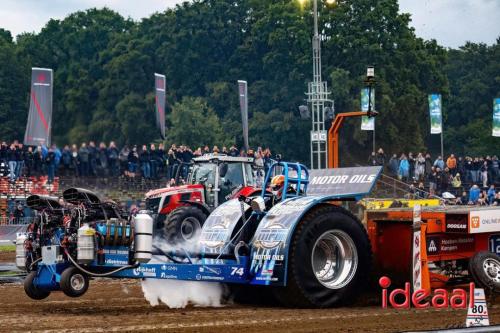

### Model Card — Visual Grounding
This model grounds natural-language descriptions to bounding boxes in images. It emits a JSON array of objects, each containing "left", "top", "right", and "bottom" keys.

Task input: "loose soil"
[{"left": 0, "top": 279, "right": 498, "bottom": 332}]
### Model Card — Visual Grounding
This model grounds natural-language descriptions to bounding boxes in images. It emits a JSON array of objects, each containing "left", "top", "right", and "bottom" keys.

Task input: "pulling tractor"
[
  {"left": 17, "top": 161, "right": 383, "bottom": 307},
  {"left": 145, "top": 154, "right": 263, "bottom": 243}
]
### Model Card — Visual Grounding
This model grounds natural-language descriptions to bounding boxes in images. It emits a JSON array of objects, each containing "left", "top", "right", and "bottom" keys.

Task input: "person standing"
[
  {"left": 480, "top": 161, "right": 489, "bottom": 188},
  {"left": 368, "top": 152, "right": 378, "bottom": 166},
  {"left": 150, "top": 144, "right": 158, "bottom": 179},
  {"left": 98, "top": 142, "right": 109, "bottom": 177},
  {"left": 61, "top": 145, "right": 72, "bottom": 176},
  {"left": 139, "top": 145, "right": 151, "bottom": 179},
  {"left": 472, "top": 157, "right": 481, "bottom": 184},
  {"left": 446, "top": 154, "right": 457, "bottom": 176},
  {"left": 408, "top": 152, "right": 416, "bottom": 181},
  {"left": 107, "top": 141, "right": 119, "bottom": 177},
  {"left": 71, "top": 144, "right": 79, "bottom": 176},
  {"left": 46, "top": 147, "right": 56, "bottom": 184},
  {"left": 128, "top": 146, "right": 139, "bottom": 178},
  {"left": 424, "top": 153, "right": 433, "bottom": 178},
  {"left": 25, "top": 146, "right": 34, "bottom": 177},
  {"left": 166, "top": 149, "right": 177, "bottom": 181},
  {"left": 414, "top": 153, "right": 426, "bottom": 181},
  {"left": 388, "top": 154, "right": 399, "bottom": 177},
  {"left": 15, "top": 144, "right": 25, "bottom": 179},
  {"left": 78, "top": 143, "right": 90, "bottom": 177},
  {"left": 88, "top": 141, "right": 97, "bottom": 176},
  {"left": 7, "top": 144, "right": 17, "bottom": 181},
  {"left": 398, "top": 154, "right": 410, "bottom": 182},
  {"left": 433, "top": 156, "right": 445, "bottom": 170},
  {"left": 376, "top": 148, "right": 386, "bottom": 167},
  {"left": 427, "top": 167, "right": 437, "bottom": 197}
]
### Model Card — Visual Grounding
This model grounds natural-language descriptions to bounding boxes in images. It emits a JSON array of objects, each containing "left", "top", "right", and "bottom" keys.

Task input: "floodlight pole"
[{"left": 307, "top": 0, "right": 333, "bottom": 170}]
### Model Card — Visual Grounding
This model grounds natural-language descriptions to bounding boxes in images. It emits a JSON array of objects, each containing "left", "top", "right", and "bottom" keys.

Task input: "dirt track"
[{"left": 0, "top": 279, "right": 499, "bottom": 333}]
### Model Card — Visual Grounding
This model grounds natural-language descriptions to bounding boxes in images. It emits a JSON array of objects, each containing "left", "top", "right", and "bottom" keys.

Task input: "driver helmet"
[{"left": 271, "top": 175, "right": 285, "bottom": 198}]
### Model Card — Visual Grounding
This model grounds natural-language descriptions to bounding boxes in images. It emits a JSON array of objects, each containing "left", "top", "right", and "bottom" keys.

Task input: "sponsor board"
[
  {"left": 469, "top": 209, "right": 500, "bottom": 234},
  {"left": 426, "top": 235, "right": 475, "bottom": 256},
  {"left": 307, "top": 166, "right": 382, "bottom": 197}
]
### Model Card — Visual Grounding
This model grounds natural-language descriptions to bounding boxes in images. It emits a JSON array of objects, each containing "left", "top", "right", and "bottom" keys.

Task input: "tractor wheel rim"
[
  {"left": 181, "top": 217, "right": 201, "bottom": 241},
  {"left": 311, "top": 230, "right": 358, "bottom": 289},
  {"left": 483, "top": 258, "right": 500, "bottom": 283},
  {"left": 70, "top": 273, "right": 85, "bottom": 291}
]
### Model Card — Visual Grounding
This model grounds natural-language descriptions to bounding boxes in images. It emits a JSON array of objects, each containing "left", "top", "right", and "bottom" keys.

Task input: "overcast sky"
[{"left": 0, "top": 0, "right": 498, "bottom": 48}]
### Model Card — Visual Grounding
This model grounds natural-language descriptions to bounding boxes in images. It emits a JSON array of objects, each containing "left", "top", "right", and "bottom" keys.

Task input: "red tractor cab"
[{"left": 145, "top": 154, "right": 261, "bottom": 243}]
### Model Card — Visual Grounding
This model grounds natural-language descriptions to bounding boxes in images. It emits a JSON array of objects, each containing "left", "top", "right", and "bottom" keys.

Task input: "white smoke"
[
  {"left": 140, "top": 234, "right": 226, "bottom": 308},
  {"left": 141, "top": 279, "right": 224, "bottom": 308}
]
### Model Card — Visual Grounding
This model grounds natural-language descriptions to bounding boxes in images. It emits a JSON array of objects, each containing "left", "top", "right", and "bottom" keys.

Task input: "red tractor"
[{"left": 145, "top": 154, "right": 262, "bottom": 242}]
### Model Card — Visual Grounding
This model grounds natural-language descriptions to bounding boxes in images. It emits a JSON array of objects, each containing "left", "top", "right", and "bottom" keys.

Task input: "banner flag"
[
  {"left": 155, "top": 73, "right": 166, "bottom": 139},
  {"left": 493, "top": 98, "right": 500, "bottom": 137},
  {"left": 428, "top": 94, "right": 442, "bottom": 134},
  {"left": 24, "top": 68, "right": 53, "bottom": 146},
  {"left": 361, "top": 87, "right": 375, "bottom": 131},
  {"left": 238, "top": 80, "right": 249, "bottom": 150}
]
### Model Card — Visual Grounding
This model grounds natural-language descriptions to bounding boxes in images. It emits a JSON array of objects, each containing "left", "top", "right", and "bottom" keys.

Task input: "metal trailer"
[
  {"left": 367, "top": 205, "right": 500, "bottom": 292},
  {"left": 20, "top": 161, "right": 383, "bottom": 308}
]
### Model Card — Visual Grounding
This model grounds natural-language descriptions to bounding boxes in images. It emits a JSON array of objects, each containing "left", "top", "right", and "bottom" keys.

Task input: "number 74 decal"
[{"left": 231, "top": 267, "right": 245, "bottom": 276}]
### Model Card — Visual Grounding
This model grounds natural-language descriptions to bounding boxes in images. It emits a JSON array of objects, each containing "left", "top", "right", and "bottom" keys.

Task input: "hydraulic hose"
[
  {"left": 29, "top": 257, "right": 42, "bottom": 271},
  {"left": 64, "top": 249, "right": 138, "bottom": 277}
]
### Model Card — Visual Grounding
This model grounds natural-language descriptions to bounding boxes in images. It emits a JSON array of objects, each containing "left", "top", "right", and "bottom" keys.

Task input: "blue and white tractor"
[{"left": 17, "top": 161, "right": 381, "bottom": 307}]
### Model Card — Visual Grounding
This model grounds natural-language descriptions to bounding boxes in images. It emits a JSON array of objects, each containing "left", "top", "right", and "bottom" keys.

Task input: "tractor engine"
[{"left": 16, "top": 188, "right": 153, "bottom": 273}]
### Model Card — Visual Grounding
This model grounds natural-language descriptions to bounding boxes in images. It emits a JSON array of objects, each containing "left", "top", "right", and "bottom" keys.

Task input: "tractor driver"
[{"left": 270, "top": 175, "right": 286, "bottom": 205}]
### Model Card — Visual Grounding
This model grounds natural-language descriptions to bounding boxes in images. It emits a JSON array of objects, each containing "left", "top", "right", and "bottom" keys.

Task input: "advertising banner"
[
  {"left": 24, "top": 68, "right": 53, "bottom": 146},
  {"left": 361, "top": 87, "right": 375, "bottom": 131},
  {"left": 469, "top": 209, "right": 500, "bottom": 234},
  {"left": 493, "top": 98, "right": 500, "bottom": 137},
  {"left": 428, "top": 94, "right": 442, "bottom": 134},
  {"left": 154, "top": 73, "right": 166, "bottom": 139},
  {"left": 238, "top": 80, "right": 249, "bottom": 150}
]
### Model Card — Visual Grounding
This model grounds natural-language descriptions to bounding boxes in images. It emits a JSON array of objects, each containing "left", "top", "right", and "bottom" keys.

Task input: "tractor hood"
[{"left": 145, "top": 184, "right": 204, "bottom": 199}]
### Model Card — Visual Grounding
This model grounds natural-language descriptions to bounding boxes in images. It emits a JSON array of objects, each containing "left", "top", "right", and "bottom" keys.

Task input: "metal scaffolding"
[{"left": 306, "top": 0, "right": 333, "bottom": 170}]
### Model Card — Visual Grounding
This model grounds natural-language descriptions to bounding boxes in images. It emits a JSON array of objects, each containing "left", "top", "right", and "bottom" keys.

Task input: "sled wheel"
[
  {"left": 60, "top": 267, "right": 89, "bottom": 297},
  {"left": 24, "top": 271, "right": 51, "bottom": 300},
  {"left": 273, "top": 205, "right": 372, "bottom": 308},
  {"left": 469, "top": 251, "right": 500, "bottom": 293},
  {"left": 164, "top": 206, "right": 207, "bottom": 243}
]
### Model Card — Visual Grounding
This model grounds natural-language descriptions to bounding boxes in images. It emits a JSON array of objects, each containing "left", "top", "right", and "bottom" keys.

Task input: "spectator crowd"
[
  {"left": 368, "top": 148, "right": 500, "bottom": 206},
  {"left": 0, "top": 139, "right": 498, "bottom": 207},
  {"left": 0, "top": 140, "right": 273, "bottom": 184}
]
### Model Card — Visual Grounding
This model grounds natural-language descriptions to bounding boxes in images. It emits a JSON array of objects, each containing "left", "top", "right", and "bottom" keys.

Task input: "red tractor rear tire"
[{"left": 164, "top": 206, "right": 207, "bottom": 243}]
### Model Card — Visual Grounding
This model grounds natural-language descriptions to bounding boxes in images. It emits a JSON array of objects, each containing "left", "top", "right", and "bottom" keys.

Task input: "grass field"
[{"left": 0, "top": 245, "right": 15, "bottom": 252}]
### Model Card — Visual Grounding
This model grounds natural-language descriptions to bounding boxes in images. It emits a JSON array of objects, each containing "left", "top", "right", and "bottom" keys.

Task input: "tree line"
[{"left": 0, "top": 0, "right": 498, "bottom": 165}]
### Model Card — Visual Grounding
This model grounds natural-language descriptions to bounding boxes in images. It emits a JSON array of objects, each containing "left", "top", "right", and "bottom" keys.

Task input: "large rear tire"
[
  {"left": 24, "top": 271, "right": 51, "bottom": 300},
  {"left": 164, "top": 206, "right": 207, "bottom": 244},
  {"left": 273, "top": 205, "right": 372, "bottom": 308}
]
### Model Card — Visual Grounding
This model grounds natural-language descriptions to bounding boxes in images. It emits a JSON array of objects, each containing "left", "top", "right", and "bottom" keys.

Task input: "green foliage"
[
  {"left": 166, "top": 96, "right": 225, "bottom": 148},
  {"left": 0, "top": 2, "right": 498, "bottom": 166}
]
